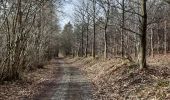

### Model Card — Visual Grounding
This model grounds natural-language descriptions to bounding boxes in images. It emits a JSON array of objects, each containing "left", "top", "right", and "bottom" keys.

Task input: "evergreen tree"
[{"left": 61, "top": 22, "right": 74, "bottom": 56}]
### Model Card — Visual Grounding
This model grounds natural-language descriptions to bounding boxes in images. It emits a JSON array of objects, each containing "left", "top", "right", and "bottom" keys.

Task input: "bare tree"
[
  {"left": 0, "top": 0, "right": 61, "bottom": 81},
  {"left": 138, "top": 0, "right": 147, "bottom": 69},
  {"left": 92, "top": 0, "right": 96, "bottom": 58}
]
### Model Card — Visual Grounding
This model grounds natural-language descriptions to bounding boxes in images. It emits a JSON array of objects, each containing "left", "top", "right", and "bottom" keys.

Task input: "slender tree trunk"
[
  {"left": 151, "top": 28, "right": 154, "bottom": 58},
  {"left": 164, "top": 20, "right": 167, "bottom": 55},
  {"left": 139, "top": 0, "right": 147, "bottom": 69},
  {"left": 134, "top": 24, "right": 138, "bottom": 57},
  {"left": 113, "top": 33, "right": 117, "bottom": 56},
  {"left": 121, "top": 0, "right": 125, "bottom": 57},
  {"left": 14, "top": 0, "right": 22, "bottom": 80},
  {"left": 103, "top": 1, "right": 110, "bottom": 59},
  {"left": 85, "top": 23, "right": 89, "bottom": 57},
  {"left": 85, "top": 12, "right": 90, "bottom": 57},
  {"left": 104, "top": 27, "right": 108, "bottom": 59},
  {"left": 81, "top": 26, "right": 84, "bottom": 57},
  {"left": 135, "top": 0, "right": 140, "bottom": 58},
  {"left": 125, "top": 31, "right": 129, "bottom": 55},
  {"left": 92, "top": 0, "right": 96, "bottom": 58},
  {"left": 157, "top": 23, "right": 160, "bottom": 54},
  {"left": 104, "top": 14, "right": 109, "bottom": 58}
]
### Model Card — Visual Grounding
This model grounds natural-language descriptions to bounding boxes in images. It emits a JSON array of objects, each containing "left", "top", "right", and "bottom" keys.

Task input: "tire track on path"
[
  {"left": 51, "top": 59, "right": 94, "bottom": 100},
  {"left": 32, "top": 58, "right": 94, "bottom": 100}
]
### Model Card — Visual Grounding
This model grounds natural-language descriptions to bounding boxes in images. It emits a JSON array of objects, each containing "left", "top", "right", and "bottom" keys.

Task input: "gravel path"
[{"left": 34, "top": 58, "right": 94, "bottom": 100}]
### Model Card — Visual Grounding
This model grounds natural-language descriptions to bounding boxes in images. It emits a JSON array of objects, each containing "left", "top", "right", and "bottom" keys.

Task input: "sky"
[{"left": 59, "top": 0, "right": 77, "bottom": 29}]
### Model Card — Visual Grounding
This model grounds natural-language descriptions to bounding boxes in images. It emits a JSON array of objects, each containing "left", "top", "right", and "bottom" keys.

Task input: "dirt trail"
[{"left": 34, "top": 58, "right": 94, "bottom": 100}]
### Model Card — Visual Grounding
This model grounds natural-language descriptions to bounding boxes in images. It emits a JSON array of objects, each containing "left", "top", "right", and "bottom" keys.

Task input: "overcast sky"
[{"left": 59, "top": 0, "right": 77, "bottom": 29}]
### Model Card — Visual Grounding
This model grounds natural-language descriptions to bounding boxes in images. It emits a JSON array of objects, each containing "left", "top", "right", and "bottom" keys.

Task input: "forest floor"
[
  {"left": 67, "top": 54, "right": 170, "bottom": 100},
  {"left": 0, "top": 58, "right": 95, "bottom": 100},
  {"left": 0, "top": 58, "right": 61, "bottom": 100},
  {"left": 0, "top": 55, "right": 170, "bottom": 100}
]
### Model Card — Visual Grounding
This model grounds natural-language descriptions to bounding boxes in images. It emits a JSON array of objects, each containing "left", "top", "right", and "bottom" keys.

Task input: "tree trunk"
[
  {"left": 104, "top": 28, "right": 108, "bottom": 59},
  {"left": 139, "top": 0, "right": 147, "bottom": 69},
  {"left": 81, "top": 26, "right": 84, "bottom": 57},
  {"left": 92, "top": 0, "right": 96, "bottom": 58},
  {"left": 85, "top": 15, "right": 89, "bottom": 57},
  {"left": 164, "top": 20, "right": 167, "bottom": 55},
  {"left": 85, "top": 25, "right": 89, "bottom": 57},
  {"left": 121, "top": 0, "right": 125, "bottom": 57},
  {"left": 104, "top": 7, "right": 109, "bottom": 59},
  {"left": 157, "top": 23, "right": 160, "bottom": 54},
  {"left": 134, "top": 24, "right": 138, "bottom": 57},
  {"left": 151, "top": 28, "right": 154, "bottom": 58}
]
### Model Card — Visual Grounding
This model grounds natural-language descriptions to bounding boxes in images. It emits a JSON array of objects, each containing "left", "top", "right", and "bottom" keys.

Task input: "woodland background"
[{"left": 0, "top": 0, "right": 170, "bottom": 99}]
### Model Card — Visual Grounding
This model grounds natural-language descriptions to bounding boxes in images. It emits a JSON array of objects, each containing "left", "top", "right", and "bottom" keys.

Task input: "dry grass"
[{"left": 69, "top": 55, "right": 170, "bottom": 100}]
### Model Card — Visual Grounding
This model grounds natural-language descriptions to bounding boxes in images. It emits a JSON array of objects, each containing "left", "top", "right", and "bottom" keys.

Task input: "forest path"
[{"left": 34, "top": 58, "right": 94, "bottom": 100}]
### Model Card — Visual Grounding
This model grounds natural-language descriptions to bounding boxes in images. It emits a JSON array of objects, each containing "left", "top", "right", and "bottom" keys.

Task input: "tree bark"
[
  {"left": 157, "top": 23, "right": 160, "bottom": 54},
  {"left": 151, "top": 28, "right": 154, "bottom": 58},
  {"left": 104, "top": 27, "right": 108, "bottom": 59},
  {"left": 92, "top": 0, "right": 96, "bottom": 58},
  {"left": 164, "top": 20, "right": 167, "bottom": 55},
  {"left": 104, "top": 2, "right": 110, "bottom": 59},
  {"left": 121, "top": 0, "right": 125, "bottom": 57},
  {"left": 81, "top": 26, "right": 84, "bottom": 57},
  {"left": 85, "top": 22, "right": 89, "bottom": 57},
  {"left": 139, "top": 0, "right": 147, "bottom": 69}
]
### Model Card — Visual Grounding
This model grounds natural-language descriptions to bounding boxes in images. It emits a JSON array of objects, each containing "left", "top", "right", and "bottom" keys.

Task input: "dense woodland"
[
  {"left": 0, "top": 0, "right": 170, "bottom": 99},
  {"left": 0, "top": 0, "right": 60, "bottom": 81},
  {"left": 0, "top": 0, "right": 170, "bottom": 82},
  {"left": 61, "top": 0, "right": 170, "bottom": 68}
]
